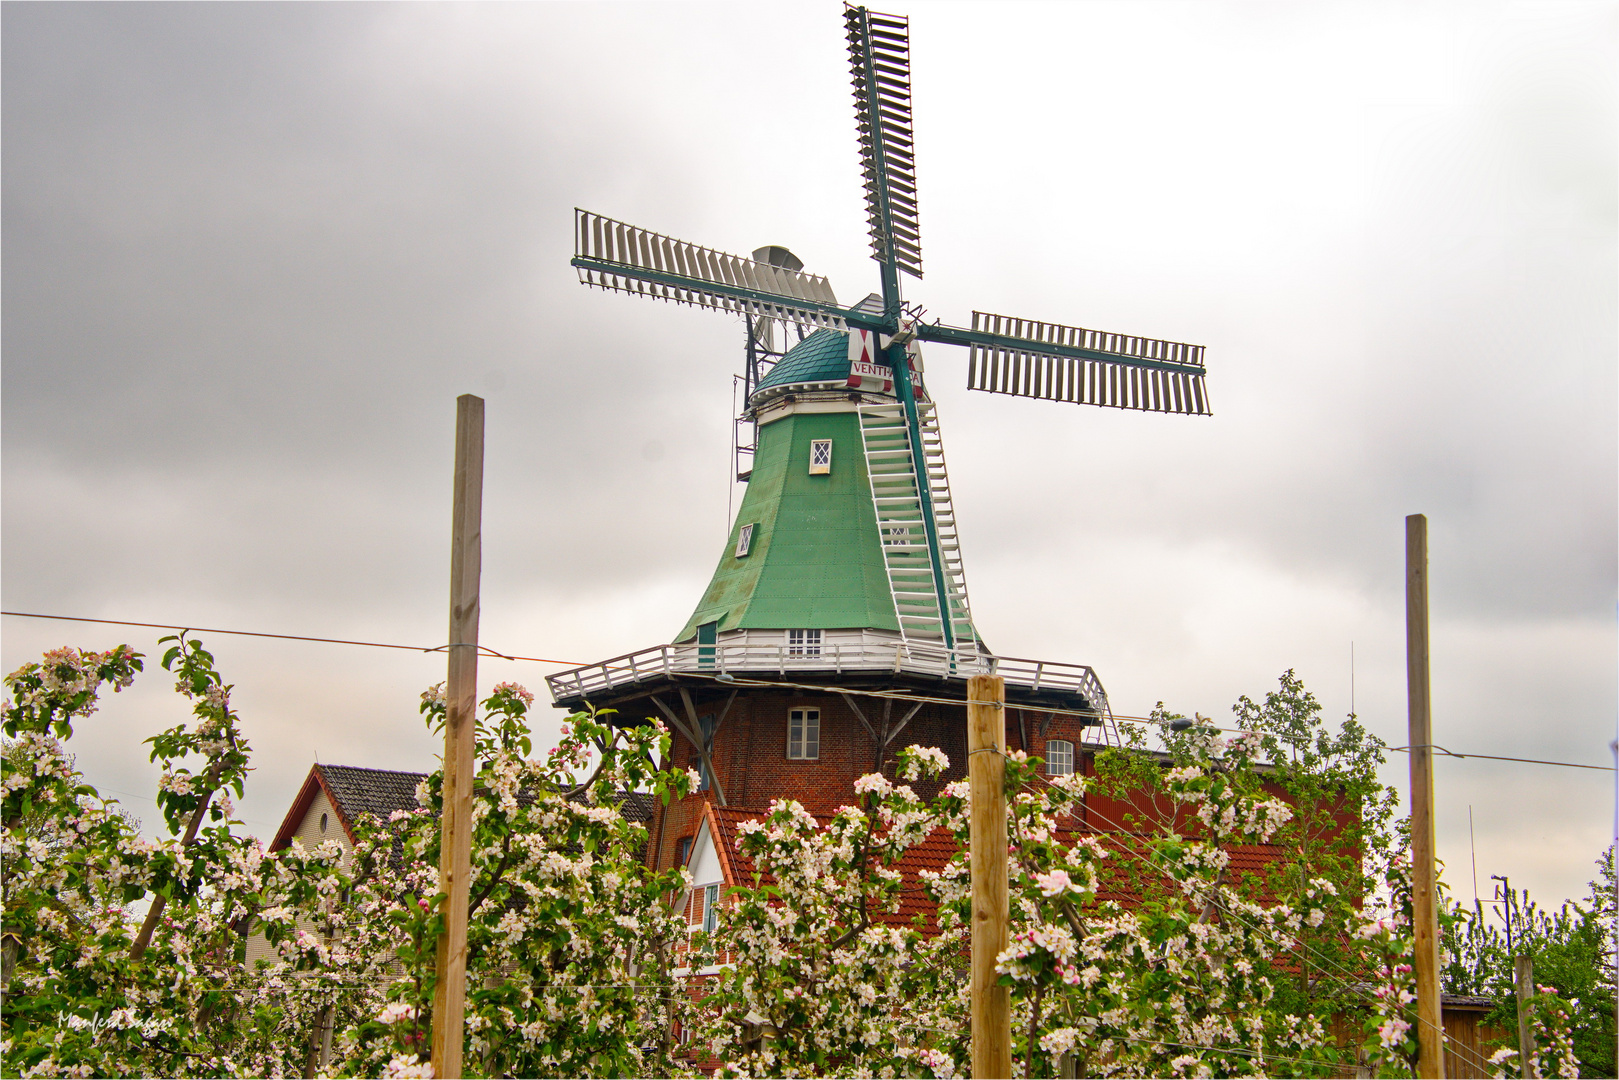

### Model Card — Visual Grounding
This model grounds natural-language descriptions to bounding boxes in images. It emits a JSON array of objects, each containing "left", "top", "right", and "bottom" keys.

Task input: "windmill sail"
[
  {"left": 960, "top": 310, "right": 1211, "bottom": 416},
  {"left": 846, "top": 6, "right": 922, "bottom": 281},
  {"left": 572, "top": 210, "right": 845, "bottom": 331}
]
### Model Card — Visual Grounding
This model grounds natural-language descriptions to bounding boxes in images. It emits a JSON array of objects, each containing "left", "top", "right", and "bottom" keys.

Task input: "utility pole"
[
  {"left": 1406, "top": 513, "right": 1446, "bottom": 1078},
  {"left": 432, "top": 394, "right": 483, "bottom": 1080},
  {"left": 968, "top": 673, "right": 1011, "bottom": 1079}
]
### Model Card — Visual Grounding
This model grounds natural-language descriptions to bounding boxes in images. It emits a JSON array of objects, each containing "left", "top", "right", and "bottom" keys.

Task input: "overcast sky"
[{"left": 3, "top": 1, "right": 1614, "bottom": 908}]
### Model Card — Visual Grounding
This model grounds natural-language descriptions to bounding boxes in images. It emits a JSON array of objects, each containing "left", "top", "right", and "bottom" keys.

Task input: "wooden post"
[
  {"left": 969, "top": 674, "right": 1012, "bottom": 1079},
  {"left": 432, "top": 394, "right": 483, "bottom": 1080},
  {"left": 1514, "top": 953, "right": 1536, "bottom": 1071},
  {"left": 1406, "top": 514, "right": 1446, "bottom": 1078}
]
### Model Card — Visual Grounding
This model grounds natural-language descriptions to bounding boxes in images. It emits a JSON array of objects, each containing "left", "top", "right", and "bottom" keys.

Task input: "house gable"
[{"left": 687, "top": 814, "right": 727, "bottom": 889}]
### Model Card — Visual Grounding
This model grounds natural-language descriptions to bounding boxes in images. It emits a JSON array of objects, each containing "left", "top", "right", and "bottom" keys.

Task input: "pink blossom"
[{"left": 1034, "top": 869, "right": 1078, "bottom": 897}]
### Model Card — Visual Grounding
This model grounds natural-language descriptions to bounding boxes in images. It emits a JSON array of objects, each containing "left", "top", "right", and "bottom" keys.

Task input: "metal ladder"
[{"left": 857, "top": 402, "right": 977, "bottom": 651}]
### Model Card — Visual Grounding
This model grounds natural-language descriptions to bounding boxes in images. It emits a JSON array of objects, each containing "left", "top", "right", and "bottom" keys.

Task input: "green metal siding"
[{"left": 677, "top": 409, "right": 900, "bottom": 641}]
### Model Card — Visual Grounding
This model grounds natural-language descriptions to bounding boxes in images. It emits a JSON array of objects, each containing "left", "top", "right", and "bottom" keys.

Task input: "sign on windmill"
[{"left": 570, "top": 6, "right": 1210, "bottom": 654}]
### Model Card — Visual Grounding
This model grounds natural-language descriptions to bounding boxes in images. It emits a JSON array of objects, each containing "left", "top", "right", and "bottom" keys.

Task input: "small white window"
[
  {"left": 735, "top": 523, "right": 755, "bottom": 558},
  {"left": 1046, "top": 739, "right": 1074, "bottom": 776},
  {"left": 788, "top": 708, "right": 820, "bottom": 760},
  {"left": 787, "top": 629, "right": 822, "bottom": 657},
  {"left": 809, "top": 439, "right": 832, "bottom": 474},
  {"left": 702, "top": 883, "right": 720, "bottom": 933}
]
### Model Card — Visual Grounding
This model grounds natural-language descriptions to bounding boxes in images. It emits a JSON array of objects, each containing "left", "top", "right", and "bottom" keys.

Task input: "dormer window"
[
  {"left": 735, "top": 523, "right": 755, "bottom": 558},
  {"left": 787, "top": 629, "right": 822, "bottom": 657},
  {"left": 809, "top": 439, "right": 832, "bottom": 475}
]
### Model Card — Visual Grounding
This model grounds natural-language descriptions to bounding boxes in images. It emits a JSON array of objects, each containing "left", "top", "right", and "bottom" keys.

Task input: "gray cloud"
[{"left": 4, "top": 1, "right": 1612, "bottom": 906}]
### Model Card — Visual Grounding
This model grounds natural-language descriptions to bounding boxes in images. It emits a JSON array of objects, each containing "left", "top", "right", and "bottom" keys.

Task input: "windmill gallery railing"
[{"left": 544, "top": 630, "right": 1112, "bottom": 729}]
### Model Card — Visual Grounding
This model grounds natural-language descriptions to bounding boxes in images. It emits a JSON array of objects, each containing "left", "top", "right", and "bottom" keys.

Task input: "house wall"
[{"left": 245, "top": 788, "right": 349, "bottom": 968}]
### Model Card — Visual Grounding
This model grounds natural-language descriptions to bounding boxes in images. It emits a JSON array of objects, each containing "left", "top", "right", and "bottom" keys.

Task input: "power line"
[
  {"left": 0, "top": 610, "right": 582, "bottom": 667},
  {"left": 8, "top": 610, "right": 1611, "bottom": 772},
  {"left": 691, "top": 671, "right": 1616, "bottom": 773},
  {"left": 1388, "top": 745, "right": 1613, "bottom": 772}
]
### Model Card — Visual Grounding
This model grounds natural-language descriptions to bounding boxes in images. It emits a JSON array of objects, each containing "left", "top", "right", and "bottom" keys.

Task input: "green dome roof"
[{"left": 755, "top": 329, "right": 851, "bottom": 395}]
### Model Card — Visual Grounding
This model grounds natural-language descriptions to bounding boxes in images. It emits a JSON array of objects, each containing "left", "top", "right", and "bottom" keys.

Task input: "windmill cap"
[
  {"left": 751, "top": 328, "right": 853, "bottom": 405},
  {"left": 752, "top": 245, "right": 804, "bottom": 272}
]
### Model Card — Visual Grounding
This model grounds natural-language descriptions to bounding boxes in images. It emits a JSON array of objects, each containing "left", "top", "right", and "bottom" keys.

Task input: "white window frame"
[
  {"left": 786, "top": 628, "right": 822, "bottom": 657},
  {"left": 787, "top": 708, "right": 821, "bottom": 760},
  {"left": 702, "top": 883, "right": 720, "bottom": 933},
  {"left": 735, "top": 523, "right": 755, "bottom": 558},
  {"left": 1045, "top": 739, "right": 1075, "bottom": 776},
  {"left": 809, "top": 439, "right": 833, "bottom": 474},
  {"left": 883, "top": 525, "right": 909, "bottom": 547}
]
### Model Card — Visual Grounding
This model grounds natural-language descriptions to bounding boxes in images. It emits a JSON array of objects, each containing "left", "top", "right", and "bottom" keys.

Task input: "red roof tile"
[{"left": 704, "top": 803, "right": 1287, "bottom": 930}]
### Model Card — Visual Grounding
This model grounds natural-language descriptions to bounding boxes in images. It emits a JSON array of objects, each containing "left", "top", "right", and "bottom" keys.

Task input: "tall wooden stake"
[
  {"left": 1406, "top": 514, "right": 1446, "bottom": 1078},
  {"left": 1514, "top": 953, "right": 1537, "bottom": 1069},
  {"left": 969, "top": 674, "right": 1012, "bottom": 1080},
  {"left": 432, "top": 394, "right": 483, "bottom": 1080}
]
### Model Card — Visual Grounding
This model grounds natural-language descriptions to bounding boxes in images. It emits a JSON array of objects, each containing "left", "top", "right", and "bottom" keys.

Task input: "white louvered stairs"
[{"left": 857, "top": 403, "right": 977, "bottom": 652}]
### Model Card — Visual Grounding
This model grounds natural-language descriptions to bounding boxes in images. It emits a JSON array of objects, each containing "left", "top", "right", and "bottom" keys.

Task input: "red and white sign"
[
  {"left": 848, "top": 328, "right": 876, "bottom": 367},
  {"left": 846, "top": 327, "right": 921, "bottom": 395},
  {"left": 847, "top": 358, "right": 894, "bottom": 393}
]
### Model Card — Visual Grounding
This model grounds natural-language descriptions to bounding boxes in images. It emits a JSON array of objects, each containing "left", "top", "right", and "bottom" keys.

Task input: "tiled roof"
[
  {"left": 619, "top": 788, "right": 657, "bottom": 825},
  {"left": 271, "top": 762, "right": 660, "bottom": 854},
  {"left": 318, "top": 765, "right": 425, "bottom": 828},
  {"left": 706, "top": 804, "right": 1288, "bottom": 929},
  {"left": 754, "top": 328, "right": 851, "bottom": 393}
]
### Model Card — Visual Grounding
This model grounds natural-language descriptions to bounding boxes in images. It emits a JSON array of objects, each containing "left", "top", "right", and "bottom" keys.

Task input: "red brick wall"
[{"left": 641, "top": 691, "right": 1121, "bottom": 873}]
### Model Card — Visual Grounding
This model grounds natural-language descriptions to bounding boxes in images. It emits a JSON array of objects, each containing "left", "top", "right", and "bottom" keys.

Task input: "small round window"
[{"left": 320, "top": 812, "right": 328, "bottom": 833}]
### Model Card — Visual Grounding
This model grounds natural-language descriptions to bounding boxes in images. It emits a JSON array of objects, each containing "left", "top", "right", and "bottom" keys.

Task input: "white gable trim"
[{"left": 687, "top": 817, "right": 725, "bottom": 889}]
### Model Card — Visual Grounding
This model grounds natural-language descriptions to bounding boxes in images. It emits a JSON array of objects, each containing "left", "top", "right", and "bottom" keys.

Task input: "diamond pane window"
[
  {"left": 787, "top": 629, "right": 822, "bottom": 657},
  {"left": 788, "top": 708, "right": 820, "bottom": 760},
  {"left": 809, "top": 439, "right": 832, "bottom": 474},
  {"left": 735, "top": 523, "right": 755, "bottom": 558},
  {"left": 1046, "top": 739, "right": 1074, "bottom": 776}
]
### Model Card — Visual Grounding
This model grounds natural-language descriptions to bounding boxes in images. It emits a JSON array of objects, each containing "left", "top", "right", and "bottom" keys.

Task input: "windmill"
[{"left": 552, "top": 5, "right": 1209, "bottom": 775}]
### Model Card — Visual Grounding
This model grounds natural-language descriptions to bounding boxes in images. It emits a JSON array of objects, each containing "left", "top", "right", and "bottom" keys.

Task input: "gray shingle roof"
[
  {"left": 316, "top": 763, "right": 656, "bottom": 831},
  {"left": 618, "top": 788, "right": 656, "bottom": 825},
  {"left": 318, "top": 765, "right": 425, "bottom": 827}
]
